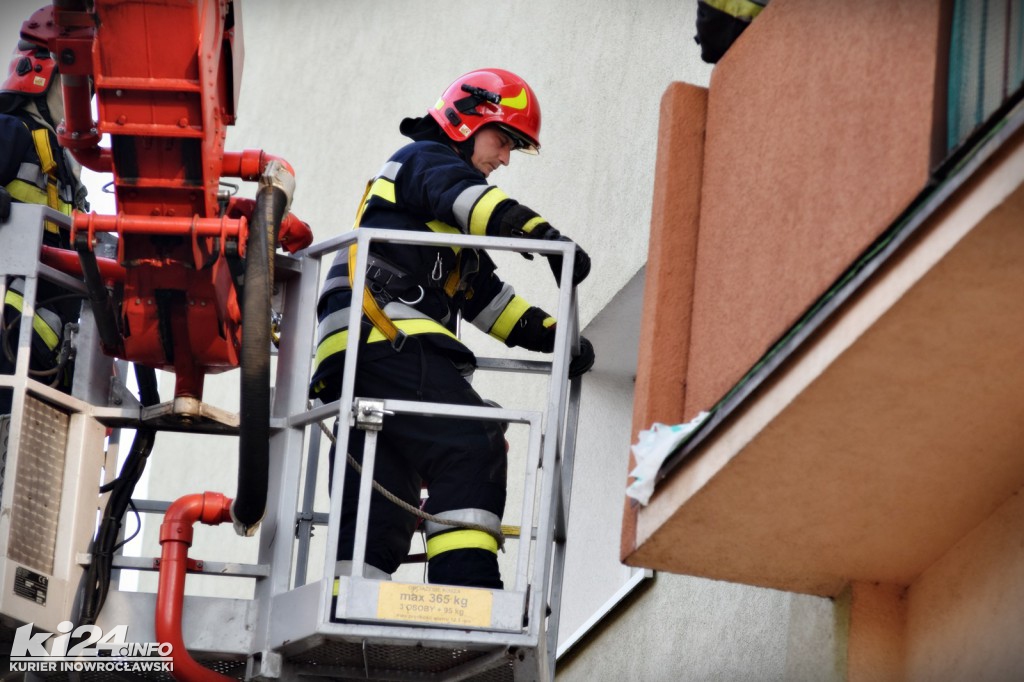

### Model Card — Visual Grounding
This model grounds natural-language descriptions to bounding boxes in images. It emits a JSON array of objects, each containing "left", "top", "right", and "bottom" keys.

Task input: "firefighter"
[
  {"left": 694, "top": 0, "right": 771, "bottom": 64},
  {"left": 0, "top": 40, "right": 89, "bottom": 413},
  {"left": 310, "top": 68, "right": 595, "bottom": 588}
]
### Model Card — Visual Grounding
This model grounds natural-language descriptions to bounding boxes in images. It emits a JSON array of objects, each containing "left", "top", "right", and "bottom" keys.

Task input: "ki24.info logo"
[{"left": 9, "top": 621, "right": 174, "bottom": 674}]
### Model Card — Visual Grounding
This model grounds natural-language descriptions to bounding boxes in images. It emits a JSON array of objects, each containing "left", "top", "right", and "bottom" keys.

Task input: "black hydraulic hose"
[
  {"left": 52, "top": 0, "right": 91, "bottom": 11},
  {"left": 73, "top": 363, "right": 160, "bottom": 626},
  {"left": 75, "top": 240, "right": 122, "bottom": 354},
  {"left": 231, "top": 184, "right": 285, "bottom": 533}
]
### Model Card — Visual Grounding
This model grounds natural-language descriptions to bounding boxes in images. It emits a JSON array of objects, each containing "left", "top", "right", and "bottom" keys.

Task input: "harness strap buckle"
[
  {"left": 367, "top": 280, "right": 393, "bottom": 304},
  {"left": 391, "top": 329, "right": 408, "bottom": 352}
]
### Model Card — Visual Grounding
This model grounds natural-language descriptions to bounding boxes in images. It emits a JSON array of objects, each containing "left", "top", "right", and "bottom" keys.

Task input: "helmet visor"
[{"left": 497, "top": 124, "right": 539, "bottom": 155}]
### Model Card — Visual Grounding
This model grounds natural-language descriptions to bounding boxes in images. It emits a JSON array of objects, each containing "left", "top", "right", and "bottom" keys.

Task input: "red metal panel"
[{"left": 19, "top": 1, "right": 304, "bottom": 400}]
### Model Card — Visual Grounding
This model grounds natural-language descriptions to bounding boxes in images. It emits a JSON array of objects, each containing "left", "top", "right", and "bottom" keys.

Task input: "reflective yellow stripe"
[
  {"left": 6, "top": 181, "right": 71, "bottom": 234},
  {"left": 426, "top": 529, "right": 499, "bottom": 559},
  {"left": 6, "top": 179, "right": 48, "bottom": 205},
  {"left": 3, "top": 289, "right": 60, "bottom": 350},
  {"left": 314, "top": 318, "right": 460, "bottom": 368},
  {"left": 368, "top": 177, "right": 396, "bottom": 203},
  {"left": 468, "top": 187, "right": 509, "bottom": 236},
  {"left": 521, "top": 216, "right": 547, "bottom": 235},
  {"left": 704, "top": 0, "right": 766, "bottom": 20},
  {"left": 542, "top": 316, "right": 555, "bottom": 328},
  {"left": 488, "top": 295, "right": 530, "bottom": 341}
]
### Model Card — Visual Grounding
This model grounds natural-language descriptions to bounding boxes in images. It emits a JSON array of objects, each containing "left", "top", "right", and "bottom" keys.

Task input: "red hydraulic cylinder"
[
  {"left": 222, "top": 150, "right": 295, "bottom": 180},
  {"left": 156, "top": 493, "right": 235, "bottom": 682},
  {"left": 40, "top": 245, "right": 125, "bottom": 283}
]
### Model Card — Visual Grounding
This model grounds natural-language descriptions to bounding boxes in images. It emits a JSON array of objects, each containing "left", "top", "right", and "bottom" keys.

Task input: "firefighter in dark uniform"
[
  {"left": 310, "top": 68, "right": 595, "bottom": 588},
  {"left": 694, "top": 0, "right": 771, "bottom": 64},
  {"left": 0, "top": 41, "right": 89, "bottom": 413}
]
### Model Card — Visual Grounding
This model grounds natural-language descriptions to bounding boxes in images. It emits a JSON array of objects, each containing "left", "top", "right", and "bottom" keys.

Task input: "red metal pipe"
[
  {"left": 72, "top": 213, "right": 246, "bottom": 239},
  {"left": 221, "top": 150, "right": 295, "bottom": 180},
  {"left": 19, "top": 6, "right": 106, "bottom": 165},
  {"left": 40, "top": 245, "right": 125, "bottom": 282},
  {"left": 67, "top": 145, "right": 113, "bottom": 174},
  {"left": 156, "top": 493, "right": 235, "bottom": 682}
]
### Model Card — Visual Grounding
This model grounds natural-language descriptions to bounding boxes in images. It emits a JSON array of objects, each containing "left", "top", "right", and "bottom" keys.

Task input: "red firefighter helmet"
[
  {"left": 1, "top": 40, "right": 57, "bottom": 97},
  {"left": 428, "top": 68, "right": 542, "bottom": 154}
]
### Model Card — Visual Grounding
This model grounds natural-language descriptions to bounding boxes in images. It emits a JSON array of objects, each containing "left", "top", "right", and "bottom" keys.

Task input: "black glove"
[
  {"left": 568, "top": 336, "right": 595, "bottom": 378},
  {"left": 544, "top": 235, "right": 591, "bottom": 287},
  {"left": 0, "top": 187, "right": 11, "bottom": 222}
]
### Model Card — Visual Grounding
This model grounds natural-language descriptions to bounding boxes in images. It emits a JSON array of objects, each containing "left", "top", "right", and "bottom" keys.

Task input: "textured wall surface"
[
  {"left": 683, "top": 0, "right": 942, "bottom": 417},
  {"left": 623, "top": 82, "right": 707, "bottom": 560},
  {"left": 558, "top": 572, "right": 841, "bottom": 682},
  {"left": 905, "top": 488, "right": 1024, "bottom": 681}
]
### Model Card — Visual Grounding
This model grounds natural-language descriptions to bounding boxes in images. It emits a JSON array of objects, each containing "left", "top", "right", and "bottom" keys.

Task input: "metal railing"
[
  {"left": 249, "top": 227, "right": 583, "bottom": 681},
  {"left": 0, "top": 207, "right": 582, "bottom": 681}
]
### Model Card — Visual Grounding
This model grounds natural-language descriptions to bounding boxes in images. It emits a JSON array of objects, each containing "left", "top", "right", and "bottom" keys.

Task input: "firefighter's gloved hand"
[
  {"left": 568, "top": 336, "right": 595, "bottom": 378},
  {"left": 544, "top": 236, "right": 591, "bottom": 287},
  {"left": 0, "top": 187, "right": 11, "bottom": 222}
]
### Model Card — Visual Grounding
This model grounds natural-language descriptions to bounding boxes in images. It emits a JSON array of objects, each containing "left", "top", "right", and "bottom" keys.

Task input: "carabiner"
[{"left": 431, "top": 253, "right": 444, "bottom": 283}]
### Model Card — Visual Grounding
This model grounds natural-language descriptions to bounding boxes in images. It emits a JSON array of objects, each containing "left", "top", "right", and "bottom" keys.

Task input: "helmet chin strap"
[
  {"left": 454, "top": 136, "right": 475, "bottom": 162},
  {"left": 44, "top": 78, "right": 64, "bottom": 129}
]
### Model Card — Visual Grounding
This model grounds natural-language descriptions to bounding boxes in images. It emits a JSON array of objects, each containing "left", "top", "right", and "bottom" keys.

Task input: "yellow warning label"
[{"left": 377, "top": 582, "right": 493, "bottom": 628}]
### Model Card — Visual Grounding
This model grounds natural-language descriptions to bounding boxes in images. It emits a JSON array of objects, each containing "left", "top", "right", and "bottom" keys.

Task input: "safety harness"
[
  {"left": 4, "top": 125, "right": 76, "bottom": 235},
  {"left": 337, "top": 185, "right": 509, "bottom": 556},
  {"left": 346, "top": 181, "right": 468, "bottom": 353}
]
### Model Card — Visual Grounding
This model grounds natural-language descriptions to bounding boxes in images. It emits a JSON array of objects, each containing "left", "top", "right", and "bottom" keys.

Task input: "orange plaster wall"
[
  {"left": 847, "top": 582, "right": 907, "bottom": 682},
  {"left": 842, "top": 488, "right": 1024, "bottom": 681},
  {"left": 683, "top": 0, "right": 943, "bottom": 416},
  {"left": 622, "top": 82, "right": 707, "bottom": 560},
  {"left": 903, "top": 487, "right": 1024, "bottom": 681}
]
